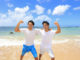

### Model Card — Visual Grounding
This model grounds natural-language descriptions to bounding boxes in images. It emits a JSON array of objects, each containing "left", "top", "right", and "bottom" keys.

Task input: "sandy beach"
[
  {"left": 0, "top": 0, "right": 80, "bottom": 59},
  {"left": 0, "top": 39, "right": 80, "bottom": 60}
]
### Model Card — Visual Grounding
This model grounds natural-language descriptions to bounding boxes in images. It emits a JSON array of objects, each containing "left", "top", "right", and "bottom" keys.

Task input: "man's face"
[
  {"left": 28, "top": 22, "right": 33, "bottom": 29},
  {"left": 43, "top": 23, "right": 49, "bottom": 29}
]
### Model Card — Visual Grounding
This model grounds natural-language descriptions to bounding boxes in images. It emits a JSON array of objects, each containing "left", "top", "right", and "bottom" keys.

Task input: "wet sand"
[{"left": 0, "top": 40, "right": 80, "bottom": 60}]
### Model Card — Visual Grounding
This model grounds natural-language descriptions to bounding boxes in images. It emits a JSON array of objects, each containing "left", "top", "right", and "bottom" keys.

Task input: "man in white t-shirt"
[
  {"left": 39, "top": 21, "right": 61, "bottom": 60},
  {"left": 15, "top": 20, "right": 38, "bottom": 60}
]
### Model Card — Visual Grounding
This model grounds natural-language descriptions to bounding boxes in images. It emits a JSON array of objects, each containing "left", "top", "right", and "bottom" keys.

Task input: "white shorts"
[{"left": 40, "top": 47, "right": 55, "bottom": 58}]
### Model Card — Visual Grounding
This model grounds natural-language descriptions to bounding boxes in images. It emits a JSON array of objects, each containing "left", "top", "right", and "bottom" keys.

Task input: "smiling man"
[
  {"left": 15, "top": 20, "right": 38, "bottom": 60},
  {"left": 39, "top": 21, "right": 61, "bottom": 60}
]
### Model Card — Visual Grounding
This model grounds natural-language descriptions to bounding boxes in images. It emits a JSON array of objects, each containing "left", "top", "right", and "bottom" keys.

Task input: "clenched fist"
[
  {"left": 54, "top": 21, "right": 59, "bottom": 25},
  {"left": 19, "top": 20, "right": 24, "bottom": 24}
]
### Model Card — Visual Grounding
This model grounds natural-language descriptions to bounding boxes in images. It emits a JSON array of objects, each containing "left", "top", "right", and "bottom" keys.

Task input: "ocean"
[
  {"left": 0, "top": 27, "right": 80, "bottom": 40},
  {"left": 0, "top": 27, "right": 80, "bottom": 60}
]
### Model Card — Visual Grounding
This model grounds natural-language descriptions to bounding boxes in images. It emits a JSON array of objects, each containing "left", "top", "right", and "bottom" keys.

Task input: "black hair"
[
  {"left": 28, "top": 20, "right": 35, "bottom": 25},
  {"left": 42, "top": 21, "right": 49, "bottom": 25}
]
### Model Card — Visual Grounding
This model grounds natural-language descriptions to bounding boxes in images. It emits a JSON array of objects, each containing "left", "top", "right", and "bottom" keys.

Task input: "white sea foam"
[
  {"left": 74, "top": 39, "right": 80, "bottom": 45},
  {"left": 0, "top": 39, "right": 23, "bottom": 46},
  {"left": 0, "top": 39, "right": 70, "bottom": 47}
]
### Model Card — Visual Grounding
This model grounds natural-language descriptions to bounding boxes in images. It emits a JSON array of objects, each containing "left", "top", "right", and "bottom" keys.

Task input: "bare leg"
[
  {"left": 20, "top": 55, "right": 24, "bottom": 60},
  {"left": 39, "top": 54, "right": 42, "bottom": 60},
  {"left": 35, "top": 57, "right": 38, "bottom": 60},
  {"left": 51, "top": 58, "right": 55, "bottom": 60}
]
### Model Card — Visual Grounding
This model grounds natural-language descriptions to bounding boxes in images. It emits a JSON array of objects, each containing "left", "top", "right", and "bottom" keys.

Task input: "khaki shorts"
[{"left": 40, "top": 47, "right": 55, "bottom": 58}]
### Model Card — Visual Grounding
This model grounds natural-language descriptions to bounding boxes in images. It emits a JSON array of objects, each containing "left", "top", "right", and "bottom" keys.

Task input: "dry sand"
[{"left": 0, "top": 40, "right": 80, "bottom": 60}]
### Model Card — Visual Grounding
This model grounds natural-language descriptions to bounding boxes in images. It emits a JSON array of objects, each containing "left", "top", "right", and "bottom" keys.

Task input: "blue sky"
[{"left": 0, "top": 0, "right": 80, "bottom": 27}]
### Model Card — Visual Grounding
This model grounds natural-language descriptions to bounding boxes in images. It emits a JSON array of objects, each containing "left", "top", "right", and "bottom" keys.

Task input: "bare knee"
[
  {"left": 39, "top": 54, "right": 42, "bottom": 58},
  {"left": 20, "top": 55, "right": 24, "bottom": 60},
  {"left": 51, "top": 58, "right": 55, "bottom": 60},
  {"left": 35, "top": 57, "right": 38, "bottom": 60},
  {"left": 39, "top": 54, "right": 42, "bottom": 60}
]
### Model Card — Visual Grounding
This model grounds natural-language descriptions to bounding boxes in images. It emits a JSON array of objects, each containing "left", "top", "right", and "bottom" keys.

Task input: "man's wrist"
[{"left": 55, "top": 23, "right": 59, "bottom": 26}]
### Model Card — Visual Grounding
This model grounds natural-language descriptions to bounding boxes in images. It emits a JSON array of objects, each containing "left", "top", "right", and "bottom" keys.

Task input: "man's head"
[
  {"left": 28, "top": 20, "right": 34, "bottom": 29},
  {"left": 42, "top": 21, "right": 49, "bottom": 30}
]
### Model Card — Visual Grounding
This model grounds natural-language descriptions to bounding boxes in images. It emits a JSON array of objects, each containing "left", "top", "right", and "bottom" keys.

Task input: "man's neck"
[
  {"left": 45, "top": 29, "right": 49, "bottom": 32},
  {"left": 28, "top": 28, "right": 33, "bottom": 31}
]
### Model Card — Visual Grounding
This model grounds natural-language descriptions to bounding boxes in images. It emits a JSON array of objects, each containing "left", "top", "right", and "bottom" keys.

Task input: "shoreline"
[
  {"left": 0, "top": 39, "right": 70, "bottom": 47},
  {"left": 0, "top": 39, "right": 80, "bottom": 60}
]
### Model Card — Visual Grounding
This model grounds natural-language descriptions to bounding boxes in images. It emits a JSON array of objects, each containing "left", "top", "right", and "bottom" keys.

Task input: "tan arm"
[
  {"left": 15, "top": 20, "right": 24, "bottom": 32},
  {"left": 54, "top": 22, "right": 61, "bottom": 34}
]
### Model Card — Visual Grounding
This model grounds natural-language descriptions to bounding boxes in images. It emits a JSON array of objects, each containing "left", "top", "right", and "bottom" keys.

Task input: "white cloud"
[
  {"left": 15, "top": 6, "right": 29, "bottom": 13},
  {"left": 23, "top": 14, "right": 34, "bottom": 22},
  {"left": 0, "top": 5, "right": 30, "bottom": 26},
  {"left": 5, "top": 0, "right": 13, "bottom": 8},
  {"left": 0, "top": 14, "right": 14, "bottom": 26},
  {"left": 32, "top": 5, "right": 45, "bottom": 15},
  {"left": 52, "top": 5, "right": 70, "bottom": 15},
  {"left": 0, "top": 5, "right": 53, "bottom": 26},
  {"left": 7, "top": 6, "right": 29, "bottom": 21},
  {"left": 47, "top": 9, "right": 51, "bottom": 14},
  {"left": 35, "top": 15, "right": 52, "bottom": 21},
  {"left": 73, "top": 7, "right": 80, "bottom": 10},
  {"left": 7, "top": 3, "right": 14, "bottom": 8}
]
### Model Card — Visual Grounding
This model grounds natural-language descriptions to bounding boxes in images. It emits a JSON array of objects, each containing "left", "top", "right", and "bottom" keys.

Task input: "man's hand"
[
  {"left": 19, "top": 20, "right": 24, "bottom": 24},
  {"left": 54, "top": 21, "right": 59, "bottom": 26}
]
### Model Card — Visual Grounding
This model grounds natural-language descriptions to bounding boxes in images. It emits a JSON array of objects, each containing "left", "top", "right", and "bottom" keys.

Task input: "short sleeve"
[
  {"left": 51, "top": 30, "right": 56, "bottom": 35},
  {"left": 34, "top": 29, "right": 41, "bottom": 35},
  {"left": 20, "top": 28, "right": 27, "bottom": 33}
]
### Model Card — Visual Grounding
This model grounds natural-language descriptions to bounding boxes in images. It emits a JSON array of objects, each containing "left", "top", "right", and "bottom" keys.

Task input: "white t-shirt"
[
  {"left": 39, "top": 30, "right": 56, "bottom": 48},
  {"left": 20, "top": 28, "right": 38, "bottom": 46}
]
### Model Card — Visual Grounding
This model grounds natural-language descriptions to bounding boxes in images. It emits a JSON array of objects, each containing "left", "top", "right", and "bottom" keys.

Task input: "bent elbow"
[
  {"left": 56, "top": 30, "right": 61, "bottom": 34},
  {"left": 14, "top": 29, "right": 18, "bottom": 32},
  {"left": 58, "top": 30, "right": 61, "bottom": 33}
]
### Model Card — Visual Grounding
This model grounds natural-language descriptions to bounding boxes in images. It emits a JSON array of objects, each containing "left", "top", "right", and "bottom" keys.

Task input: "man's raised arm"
[
  {"left": 15, "top": 20, "right": 24, "bottom": 32},
  {"left": 54, "top": 21, "right": 61, "bottom": 34}
]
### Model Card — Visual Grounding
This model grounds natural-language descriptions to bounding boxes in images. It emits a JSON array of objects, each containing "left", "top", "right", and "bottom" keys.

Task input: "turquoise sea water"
[
  {"left": 0, "top": 27, "right": 80, "bottom": 35},
  {"left": 0, "top": 27, "right": 80, "bottom": 40}
]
